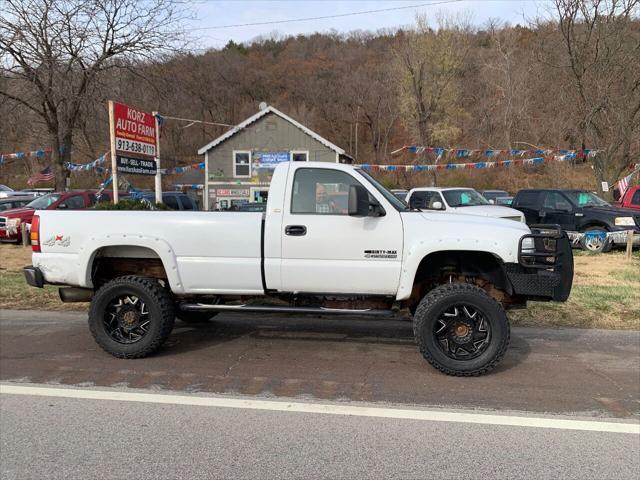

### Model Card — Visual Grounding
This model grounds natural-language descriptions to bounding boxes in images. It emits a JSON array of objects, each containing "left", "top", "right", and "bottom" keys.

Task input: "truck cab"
[{"left": 24, "top": 162, "right": 574, "bottom": 376}]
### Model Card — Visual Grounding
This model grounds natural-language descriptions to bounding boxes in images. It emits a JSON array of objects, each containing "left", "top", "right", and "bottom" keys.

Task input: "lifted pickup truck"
[{"left": 24, "top": 162, "right": 573, "bottom": 376}]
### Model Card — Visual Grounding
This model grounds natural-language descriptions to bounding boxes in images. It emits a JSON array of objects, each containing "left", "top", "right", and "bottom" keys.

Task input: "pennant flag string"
[
  {"left": 357, "top": 155, "right": 579, "bottom": 172},
  {"left": 392, "top": 145, "right": 598, "bottom": 159},
  {"left": 0, "top": 148, "right": 52, "bottom": 165}
]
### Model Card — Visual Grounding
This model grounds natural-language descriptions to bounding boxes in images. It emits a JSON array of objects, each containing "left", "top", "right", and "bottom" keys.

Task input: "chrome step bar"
[{"left": 179, "top": 303, "right": 395, "bottom": 317}]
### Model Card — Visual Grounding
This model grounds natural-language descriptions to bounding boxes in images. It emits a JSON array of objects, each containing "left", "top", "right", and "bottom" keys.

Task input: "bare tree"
[
  {"left": 393, "top": 13, "right": 472, "bottom": 184},
  {"left": 0, "top": 0, "right": 186, "bottom": 189},
  {"left": 547, "top": 0, "right": 640, "bottom": 193}
]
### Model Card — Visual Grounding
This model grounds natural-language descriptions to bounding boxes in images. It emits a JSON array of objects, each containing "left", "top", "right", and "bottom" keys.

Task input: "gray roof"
[{"left": 197, "top": 105, "right": 347, "bottom": 157}]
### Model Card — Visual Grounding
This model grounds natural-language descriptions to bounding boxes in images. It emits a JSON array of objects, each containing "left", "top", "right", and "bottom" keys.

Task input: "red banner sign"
[{"left": 113, "top": 102, "right": 156, "bottom": 158}]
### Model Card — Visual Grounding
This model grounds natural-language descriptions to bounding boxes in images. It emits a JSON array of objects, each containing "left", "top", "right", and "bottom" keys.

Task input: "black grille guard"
[{"left": 512, "top": 224, "right": 574, "bottom": 302}]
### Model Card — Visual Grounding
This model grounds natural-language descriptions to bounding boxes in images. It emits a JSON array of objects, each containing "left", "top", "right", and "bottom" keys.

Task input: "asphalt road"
[
  {"left": 1, "top": 309, "right": 639, "bottom": 417},
  {"left": 1, "top": 309, "right": 639, "bottom": 479}
]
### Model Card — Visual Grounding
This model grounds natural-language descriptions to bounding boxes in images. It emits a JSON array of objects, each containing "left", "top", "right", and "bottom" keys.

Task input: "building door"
[{"left": 279, "top": 166, "right": 403, "bottom": 295}]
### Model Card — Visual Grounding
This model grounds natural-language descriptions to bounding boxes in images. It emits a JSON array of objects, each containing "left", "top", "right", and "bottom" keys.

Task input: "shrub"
[{"left": 94, "top": 198, "right": 172, "bottom": 210}]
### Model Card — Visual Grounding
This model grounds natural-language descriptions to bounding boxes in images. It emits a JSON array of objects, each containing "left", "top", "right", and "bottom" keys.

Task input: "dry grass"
[
  {"left": 511, "top": 251, "right": 640, "bottom": 330},
  {"left": 1, "top": 244, "right": 639, "bottom": 328}
]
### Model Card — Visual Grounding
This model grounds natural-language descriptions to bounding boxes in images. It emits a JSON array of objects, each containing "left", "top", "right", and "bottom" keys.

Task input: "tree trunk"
[{"left": 52, "top": 133, "right": 72, "bottom": 191}]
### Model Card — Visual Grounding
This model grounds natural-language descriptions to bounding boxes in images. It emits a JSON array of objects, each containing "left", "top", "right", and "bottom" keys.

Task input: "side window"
[
  {"left": 234, "top": 151, "right": 251, "bottom": 177},
  {"left": 291, "top": 168, "right": 367, "bottom": 215},
  {"left": 178, "top": 195, "right": 194, "bottom": 210},
  {"left": 543, "top": 192, "right": 572, "bottom": 211},
  {"left": 631, "top": 190, "right": 640, "bottom": 206},
  {"left": 515, "top": 191, "right": 539, "bottom": 207},
  {"left": 60, "top": 195, "right": 86, "bottom": 210},
  {"left": 410, "top": 191, "right": 443, "bottom": 209},
  {"left": 163, "top": 195, "right": 180, "bottom": 210}
]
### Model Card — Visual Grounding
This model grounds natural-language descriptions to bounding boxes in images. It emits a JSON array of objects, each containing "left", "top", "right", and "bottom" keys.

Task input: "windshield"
[
  {"left": 355, "top": 169, "right": 410, "bottom": 211},
  {"left": 564, "top": 191, "right": 609, "bottom": 207},
  {"left": 443, "top": 189, "right": 490, "bottom": 207},
  {"left": 26, "top": 193, "right": 61, "bottom": 210}
]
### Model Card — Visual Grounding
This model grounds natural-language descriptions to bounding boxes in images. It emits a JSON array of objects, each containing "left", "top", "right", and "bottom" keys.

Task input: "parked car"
[
  {"left": 614, "top": 185, "right": 640, "bottom": 211},
  {"left": 16, "top": 188, "right": 53, "bottom": 197},
  {"left": 0, "top": 196, "right": 35, "bottom": 211},
  {"left": 0, "top": 184, "right": 15, "bottom": 198},
  {"left": 511, "top": 188, "right": 640, "bottom": 252},
  {"left": 236, "top": 202, "right": 267, "bottom": 212},
  {"left": 24, "top": 161, "right": 573, "bottom": 376},
  {"left": 139, "top": 191, "right": 200, "bottom": 211},
  {"left": 495, "top": 196, "right": 514, "bottom": 206},
  {"left": 390, "top": 189, "right": 409, "bottom": 202},
  {"left": 0, "top": 190, "right": 120, "bottom": 243},
  {"left": 405, "top": 187, "right": 525, "bottom": 222},
  {"left": 481, "top": 190, "right": 510, "bottom": 204}
]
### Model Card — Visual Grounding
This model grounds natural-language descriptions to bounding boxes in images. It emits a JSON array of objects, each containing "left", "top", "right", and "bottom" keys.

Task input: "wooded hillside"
[{"left": 1, "top": 0, "right": 638, "bottom": 192}]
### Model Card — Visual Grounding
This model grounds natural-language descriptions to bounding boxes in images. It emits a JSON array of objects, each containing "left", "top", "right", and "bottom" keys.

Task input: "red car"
[
  {"left": 615, "top": 185, "right": 640, "bottom": 211},
  {"left": 0, "top": 190, "right": 120, "bottom": 243}
]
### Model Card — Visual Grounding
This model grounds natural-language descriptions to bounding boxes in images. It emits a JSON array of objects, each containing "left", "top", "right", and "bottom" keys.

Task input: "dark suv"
[
  {"left": 140, "top": 192, "right": 200, "bottom": 210},
  {"left": 512, "top": 189, "right": 640, "bottom": 251}
]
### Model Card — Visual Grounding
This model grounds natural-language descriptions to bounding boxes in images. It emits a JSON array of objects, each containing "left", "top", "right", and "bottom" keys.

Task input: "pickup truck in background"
[
  {"left": 406, "top": 187, "right": 525, "bottom": 222},
  {"left": 24, "top": 162, "right": 573, "bottom": 376},
  {"left": 614, "top": 185, "right": 640, "bottom": 211},
  {"left": 511, "top": 188, "right": 640, "bottom": 252}
]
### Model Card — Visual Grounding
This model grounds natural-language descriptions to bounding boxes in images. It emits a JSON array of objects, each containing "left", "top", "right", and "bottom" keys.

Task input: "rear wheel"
[
  {"left": 88, "top": 276, "right": 175, "bottom": 358},
  {"left": 413, "top": 283, "right": 510, "bottom": 376}
]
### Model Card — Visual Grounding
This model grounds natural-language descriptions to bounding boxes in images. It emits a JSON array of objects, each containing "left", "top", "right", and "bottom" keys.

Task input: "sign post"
[
  {"left": 153, "top": 111, "right": 162, "bottom": 204},
  {"left": 108, "top": 100, "right": 159, "bottom": 203},
  {"left": 108, "top": 100, "right": 119, "bottom": 203}
]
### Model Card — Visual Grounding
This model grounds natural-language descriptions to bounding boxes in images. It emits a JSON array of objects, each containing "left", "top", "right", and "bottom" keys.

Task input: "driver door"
[
  {"left": 279, "top": 167, "right": 403, "bottom": 295},
  {"left": 541, "top": 191, "right": 575, "bottom": 231}
]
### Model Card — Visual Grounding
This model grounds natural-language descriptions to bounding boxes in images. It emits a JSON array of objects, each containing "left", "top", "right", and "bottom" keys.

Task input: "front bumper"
[
  {"left": 505, "top": 225, "right": 574, "bottom": 302},
  {"left": 23, "top": 265, "right": 44, "bottom": 288}
]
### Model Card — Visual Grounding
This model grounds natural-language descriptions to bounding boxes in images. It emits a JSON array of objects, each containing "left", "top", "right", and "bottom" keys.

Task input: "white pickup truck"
[{"left": 24, "top": 162, "right": 573, "bottom": 376}]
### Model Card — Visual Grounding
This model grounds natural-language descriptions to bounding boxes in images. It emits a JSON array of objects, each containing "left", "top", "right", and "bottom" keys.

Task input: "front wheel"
[
  {"left": 88, "top": 276, "right": 175, "bottom": 358},
  {"left": 580, "top": 226, "right": 611, "bottom": 253},
  {"left": 413, "top": 283, "right": 510, "bottom": 376}
]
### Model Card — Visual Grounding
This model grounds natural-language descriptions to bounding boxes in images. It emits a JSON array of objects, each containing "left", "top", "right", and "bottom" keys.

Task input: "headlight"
[
  {"left": 7, "top": 218, "right": 21, "bottom": 228},
  {"left": 521, "top": 236, "right": 535, "bottom": 252},
  {"left": 614, "top": 217, "right": 635, "bottom": 226}
]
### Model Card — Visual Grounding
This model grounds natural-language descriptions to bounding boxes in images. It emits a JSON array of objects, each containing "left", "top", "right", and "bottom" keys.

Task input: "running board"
[{"left": 179, "top": 303, "right": 395, "bottom": 317}]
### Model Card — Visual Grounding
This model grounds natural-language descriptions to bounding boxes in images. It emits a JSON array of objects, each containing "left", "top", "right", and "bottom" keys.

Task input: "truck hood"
[
  {"left": 448, "top": 204, "right": 524, "bottom": 220},
  {"left": 0, "top": 207, "right": 35, "bottom": 219},
  {"left": 400, "top": 210, "right": 531, "bottom": 265},
  {"left": 418, "top": 210, "right": 530, "bottom": 233},
  {"left": 582, "top": 205, "right": 640, "bottom": 217}
]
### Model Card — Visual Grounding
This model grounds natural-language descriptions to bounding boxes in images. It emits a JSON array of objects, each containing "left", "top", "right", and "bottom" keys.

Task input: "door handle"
[{"left": 285, "top": 225, "right": 307, "bottom": 236}]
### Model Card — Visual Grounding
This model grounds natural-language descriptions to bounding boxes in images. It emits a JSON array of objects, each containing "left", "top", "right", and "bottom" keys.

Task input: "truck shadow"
[{"left": 161, "top": 313, "right": 532, "bottom": 373}]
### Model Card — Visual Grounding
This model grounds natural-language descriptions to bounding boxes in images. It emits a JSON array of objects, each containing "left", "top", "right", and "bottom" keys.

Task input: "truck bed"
[{"left": 34, "top": 210, "right": 265, "bottom": 294}]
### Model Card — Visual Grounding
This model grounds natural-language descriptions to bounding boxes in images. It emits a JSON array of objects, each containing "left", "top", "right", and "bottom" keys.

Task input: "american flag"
[{"left": 27, "top": 166, "right": 55, "bottom": 185}]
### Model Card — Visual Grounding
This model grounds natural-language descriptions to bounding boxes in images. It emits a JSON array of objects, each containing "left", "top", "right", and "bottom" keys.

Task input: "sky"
[{"left": 186, "top": 0, "right": 553, "bottom": 50}]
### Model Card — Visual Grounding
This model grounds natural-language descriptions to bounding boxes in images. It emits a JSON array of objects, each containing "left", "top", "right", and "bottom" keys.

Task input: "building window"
[
  {"left": 291, "top": 150, "right": 309, "bottom": 162},
  {"left": 233, "top": 151, "right": 251, "bottom": 177}
]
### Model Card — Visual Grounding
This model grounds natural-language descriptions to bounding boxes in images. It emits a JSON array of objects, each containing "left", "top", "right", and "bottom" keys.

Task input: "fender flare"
[
  {"left": 396, "top": 243, "right": 516, "bottom": 301},
  {"left": 78, "top": 234, "right": 185, "bottom": 293}
]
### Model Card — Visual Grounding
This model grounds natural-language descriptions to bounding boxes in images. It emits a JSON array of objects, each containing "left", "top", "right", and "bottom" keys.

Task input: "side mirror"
[
  {"left": 348, "top": 184, "right": 370, "bottom": 217},
  {"left": 432, "top": 201, "right": 443, "bottom": 210},
  {"left": 489, "top": 199, "right": 495, "bottom": 204}
]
